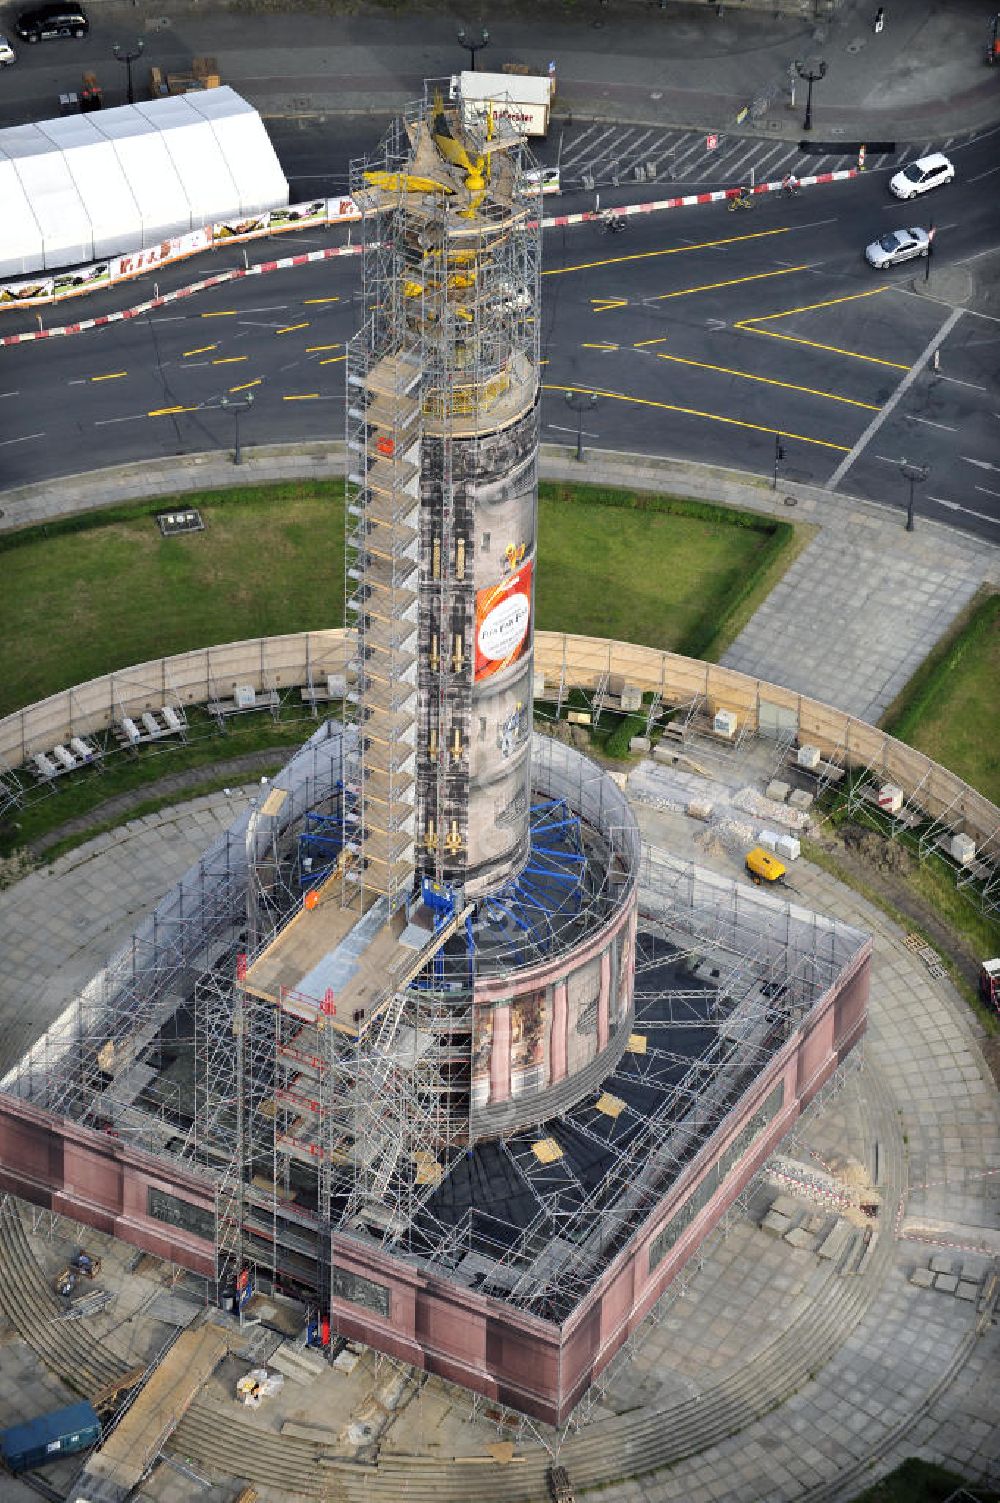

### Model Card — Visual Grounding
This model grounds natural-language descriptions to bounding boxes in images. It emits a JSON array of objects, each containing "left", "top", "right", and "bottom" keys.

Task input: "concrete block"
[
  {"left": 817, "top": 1219, "right": 854, "bottom": 1263},
  {"left": 784, "top": 1227, "right": 816, "bottom": 1252},
  {"left": 775, "top": 833, "right": 801, "bottom": 862},
  {"left": 620, "top": 684, "right": 643, "bottom": 713},
  {"left": 909, "top": 1266, "right": 934, "bottom": 1289},
  {"left": 929, "top": 1253, "right": 953, "bottom": 1275},
  {"left": 797, "top": 744, "right": 820, "bottom": 769},
  {"left": 934, "top": 1273, "right": 959, "bottom": 1294},
  {"left": 765, "top": 780, "right": 790, "bottom": 803},
  {"left": 629, "top": 735, "right": 651, "bottom": 754},
  {"left": 956, "top": 1280, "right": 979, "bottom": 1302},
  {"left": 769, "top": 1195, "right": 802, "bottom": 1220},
  {"left": 758, "top": 828, "right": 780, "bottom": 852},
  {"left": 653, "top": 744, "right": 678, "bottom": 765},
  {"left": 788, "top": 789, "right": 814, "bottom": 812},
  {"left": 961, "top": 1259, "right": 987, "bottom": 1284},
  {"left": 761, "top": 1210, "right": 792, "bottom": 1238},
  {"left": 950, "top": 832, "right": 976, "bottom": 865}
]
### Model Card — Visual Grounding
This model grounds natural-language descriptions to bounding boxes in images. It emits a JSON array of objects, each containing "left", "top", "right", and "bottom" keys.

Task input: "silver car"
[
  {"left": 0, "top": 32, "right": 17, "bottom": 63},
  {"left": 865, "top": 227, "right": 930, "bottom": 270}
]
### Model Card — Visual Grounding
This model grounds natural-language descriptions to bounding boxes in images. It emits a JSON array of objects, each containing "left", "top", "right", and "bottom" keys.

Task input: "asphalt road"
[{"left": 2, "top": 130, "right": 999, "bottom": 538}]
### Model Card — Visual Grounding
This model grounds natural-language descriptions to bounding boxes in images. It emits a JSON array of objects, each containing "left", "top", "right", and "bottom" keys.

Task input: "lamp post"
[
  {"left": 795, "top": 58, "right": 826, "bottom": 132},
  {"left": 772, "top": 433, "right": 786, "bottom": 490},
  {"left": 565, "top": 389, "right": 598, "bottom": 463},
  {"left": 221, "top": 390, "right": 254, "bottom": 466},
  {"left": 899, "top": 459, "right": 929, "bottom": 533},
  {"left": 457, "top": 26, "right": 489, "bottom": 72},
  {"left": 112, "top": 38, "right": 144, "bottom": 106}
]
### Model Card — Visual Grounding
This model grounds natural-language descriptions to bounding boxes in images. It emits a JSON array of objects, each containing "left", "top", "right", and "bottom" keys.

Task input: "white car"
[
  {"left": 865, "top": 227, "right": 930, "bottom": 269},
  {"left": 0, "top": 33, "right": 17, "bottom": 63},
  {"left": 889, "top": 152, "right": 954, "bottom": 200}
]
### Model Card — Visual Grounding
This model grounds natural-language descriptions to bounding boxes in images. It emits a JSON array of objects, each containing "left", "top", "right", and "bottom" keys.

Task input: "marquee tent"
[{"left": 0, "top": 87, "right": 288, "bottom": 277}]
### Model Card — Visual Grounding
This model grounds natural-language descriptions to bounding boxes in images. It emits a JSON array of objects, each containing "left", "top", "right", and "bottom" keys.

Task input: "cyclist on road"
[{"left": 781, "top": 173, "right": 799, "bottom": 196}]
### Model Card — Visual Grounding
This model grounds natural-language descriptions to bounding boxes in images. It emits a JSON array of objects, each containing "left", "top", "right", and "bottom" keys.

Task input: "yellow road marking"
[
  {"left": 319, "top": 356, "right": 346, "bottom": 366},
  {"left": 306, "top": 343, "right": 341, "bottom": 352},
  {"left": 633, "top": 337, "right": 669, "bottom": 348},
  {"left": 541, "top": 383, "right": 850, "bottom": 452},
  {"left": 91, "top": 372, "right": 126, "bottom": 382},
  {"left": 276, "top": 322, "right": 310, "bottom": 335},
  {"left": 213, "top": 356, "right": 247, "bottom": 365},
  {"left": 283, "top": 393, "right": 321, "bottom": 400},
  {"left": 736, "top": 286, "right": 908, "bottom": 369},
  {"left": 648, "top": 350, "right": 880, "bottom": 410},
  {"left": 229, "top": 379, "right": 262, "bottom": 393},
  {"left": 184, "top": 344, "right": 217, "bottom": 356},
  {"left": 304, "top": 296, "right": 340, "bottom": 304},
  {"left": 544, "top": 227, "right": 790, "bottom": 277},
  {"left": 148, "top": 405, "right": 197, "bottom": 417},
  {"left": 581, "top": 342, "right": 619, "bottom": 352},
  {"left": 648, "top": 265, "right": 810, "bottom": 303},
  {"left": 591, "top": 297, "right": 629, "bottom": 313},
  {"left": 201, "top": 311, "right": 237, "bottom": 317},
  {"left": 741, "top": 287, "right": 889, "bottom": 324}
]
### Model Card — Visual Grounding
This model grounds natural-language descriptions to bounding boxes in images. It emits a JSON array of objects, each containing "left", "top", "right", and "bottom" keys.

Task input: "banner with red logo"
[{"left": 474, "top": 560, "right": 533, "bottom": 682}]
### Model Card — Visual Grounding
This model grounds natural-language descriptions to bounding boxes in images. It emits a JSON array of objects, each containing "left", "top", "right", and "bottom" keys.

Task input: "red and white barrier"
[
  {"left": 0, "top": 170, "right": 857, "bottom": 348},
  {"left": 0, "top": 243, "right": 364, "bottom": 347},
  {"left": 538, "top": 167, "right": 857, "bottom": 228}
]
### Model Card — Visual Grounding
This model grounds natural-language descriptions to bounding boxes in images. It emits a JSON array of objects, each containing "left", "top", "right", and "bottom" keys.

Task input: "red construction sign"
[{"left": 706, "top": 133, "right": 719, "bottom": 150}]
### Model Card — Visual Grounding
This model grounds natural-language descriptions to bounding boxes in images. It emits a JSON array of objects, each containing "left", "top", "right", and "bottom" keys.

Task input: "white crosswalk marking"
[{"left": 550, "top": 125, "right": 981, "bottom": 192}]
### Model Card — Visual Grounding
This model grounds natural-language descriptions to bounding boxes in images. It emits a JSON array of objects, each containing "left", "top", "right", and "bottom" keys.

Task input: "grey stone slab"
[
  {"left": 909, "top": 1266, "right": 934, "bottom": 1289},
  {"left": 934, "top": 1273, "right": 959, "bottom": 1294}
]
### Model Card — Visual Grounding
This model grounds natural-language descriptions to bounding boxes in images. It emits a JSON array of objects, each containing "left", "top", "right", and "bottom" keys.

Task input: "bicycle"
[
  {"left": 780, "top": 177, "right": 800, "bottom": 199},
  {"left": 727, "top": 189, "right": 754, "bottom": 212},
  {"left": 600, "top": 210, "right": 627, "bottom": 234}
]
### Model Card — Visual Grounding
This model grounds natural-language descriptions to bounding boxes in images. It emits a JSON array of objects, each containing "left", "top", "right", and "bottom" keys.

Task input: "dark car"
[{"left": 15, "top": 2, "right": 88, "bottom": 41}]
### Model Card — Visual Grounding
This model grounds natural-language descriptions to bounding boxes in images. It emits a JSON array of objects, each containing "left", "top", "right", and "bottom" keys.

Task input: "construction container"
[
  {"left": 745, "top": 847, "right": 786, "bottom": 885},
  {"left": 878, "top": 784, "right": 903, "bottom": 814},
  {"left": 950, "top": 832, "right": 976, "bottom": 865},
  {"left": 796, "top": 744, "right": 820, "bottom": 770},
  {"left": 0, "top": 1402, "right": 100, "bottom": 1474},
  {"left": 775, "top": 833, "right": 801, "bottom": 862},
  {"left": 234, "top": 685, "right": 256, "bottom": 710},
  {"left": 713, "top": 708, "right": 738, "bottom": 738}
]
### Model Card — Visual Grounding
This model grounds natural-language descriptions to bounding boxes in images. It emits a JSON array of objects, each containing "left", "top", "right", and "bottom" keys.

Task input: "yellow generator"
[{"left": 745, "top": 847, "right": 786, "bottom": 885}]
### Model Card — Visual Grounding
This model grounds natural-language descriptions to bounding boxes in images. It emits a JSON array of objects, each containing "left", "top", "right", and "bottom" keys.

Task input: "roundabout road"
[{"left": 2, "top": 134, "right": 998, "bottom": 539}]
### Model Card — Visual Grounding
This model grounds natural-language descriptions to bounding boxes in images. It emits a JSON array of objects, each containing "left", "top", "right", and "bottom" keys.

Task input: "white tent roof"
[{"left": 0, "top": 87, "right": 288, "bottom": 278}]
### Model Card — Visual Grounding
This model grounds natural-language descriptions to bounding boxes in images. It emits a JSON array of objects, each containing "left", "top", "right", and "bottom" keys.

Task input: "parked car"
[
  {"left": 865, "top": 227, "right": 930, "bottom": 269},
  {"left": 889, "top": 152, "right": 954, "bottom": 199},
  {"left": 14, "top": 2, "right": 88, "bottom": 41},
  {"left": 0, "top": 32, "right": 16, "bottom": 62}
]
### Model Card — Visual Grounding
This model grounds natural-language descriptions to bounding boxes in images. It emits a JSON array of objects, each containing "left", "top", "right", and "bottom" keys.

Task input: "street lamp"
[
  {"left": 899, "top": 459, "right": 929, "bottom": 533},
  {"left": 221, "top": 390, "right": 255, "bottom": 466},
  {"left": 772, "top": 433, "right": 786, "bottom": 490},
  {"left": 565, "top": 389, "right": 598, "bottom": 463},
  {"left": 457, "top": 26, "right": 489, "bottom": 72},
  {"left": 794, "top": 58, "right": 826, "bottom": 132},
  {"left": 112, "top": 38, "right": 145, "bottom": 106}
]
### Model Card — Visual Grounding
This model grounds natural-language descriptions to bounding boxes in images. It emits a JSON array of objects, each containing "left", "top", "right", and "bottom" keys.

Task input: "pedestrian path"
[{"left": 719, "top": 524, "right": 982, "bottom": 724}]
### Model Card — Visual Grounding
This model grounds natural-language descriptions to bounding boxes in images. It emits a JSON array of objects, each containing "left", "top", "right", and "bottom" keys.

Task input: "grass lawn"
[
  {"left": 849, "top": 1457, "right": 1000, "bottom": 1503},
  {"left": 881, "top": 590, "right": 1000, "bottom": 804},
  {"left": 0, "top": 482, "right": 346, "bottom": 720},
  {"left": 536, "top": 482, "right": 793, "bottom": 660},
  {"left": 1, "top": 481, "right": 792, "bottom": 719}
]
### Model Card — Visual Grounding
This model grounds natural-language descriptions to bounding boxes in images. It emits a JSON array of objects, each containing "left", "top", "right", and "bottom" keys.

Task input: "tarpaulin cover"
[{"left": 0, "top": 87, "right": 288, "bottom": 276}]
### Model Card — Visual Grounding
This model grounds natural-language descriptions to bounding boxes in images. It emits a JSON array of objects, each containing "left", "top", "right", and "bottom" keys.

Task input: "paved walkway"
[{"left": 0, "top": 764, "right": 996, "bottom": 1501}]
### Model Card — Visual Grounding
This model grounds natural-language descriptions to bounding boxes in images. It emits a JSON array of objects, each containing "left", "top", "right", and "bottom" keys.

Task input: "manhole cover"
[
  {"left": 783, "top": 495, "right": 798, "bottom": 507},
  {"left": 146, "top": 15, "right": 171, "bottom": 29},
  {"left": 846, "top": 37, "right": 866, "bottom": 53}
]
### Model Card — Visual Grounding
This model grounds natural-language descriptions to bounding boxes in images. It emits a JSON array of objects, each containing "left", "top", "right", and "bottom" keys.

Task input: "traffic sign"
[{"left": 706, "top": 133, "right": 719, "bottom": 150}]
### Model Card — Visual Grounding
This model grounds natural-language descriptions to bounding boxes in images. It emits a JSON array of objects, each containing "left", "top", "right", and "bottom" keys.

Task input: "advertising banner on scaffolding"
[
  {"left": 0, "top": 195, "right": 364, "bottom": 309},
  {"left": 475, "top": 560, "right": 533, "bottom": 682}
]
